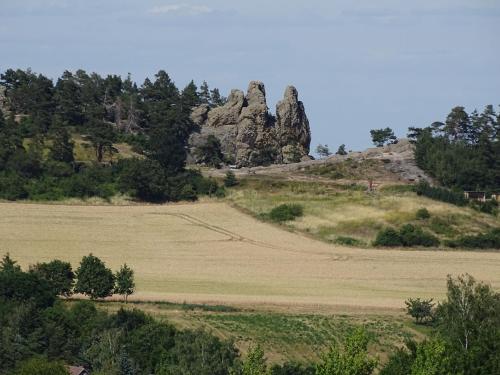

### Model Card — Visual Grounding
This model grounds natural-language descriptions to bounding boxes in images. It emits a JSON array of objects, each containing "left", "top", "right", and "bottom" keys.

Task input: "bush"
[
  {"left": 405, "top": 298, "right": 435, "bottom": 324},
  {"left": 374, "top": 225, "right": 439, "bottom": 247},
  {"left": 373, "top": 228, "right": 403, "bottom": 247},
  {"left": 471, "top": 200, "right": 499, "bottom": 216},
  {"left": 415, "top": 208, "right": 431, "bottom": 220},
  {"left": 399, "top": 224, "right": 439, "bottom": 247},
  {"left": 269, "top": 204, "right": 304, "bottom": 223},
  {"left": 335, "top": 236, "right": 364, "bottom": 247},
  {"left": 223, "top": 171, "right": 238, "bottom": 187},
  {"left": 445, "top": 228, "right": 500, "bottom": 249}
]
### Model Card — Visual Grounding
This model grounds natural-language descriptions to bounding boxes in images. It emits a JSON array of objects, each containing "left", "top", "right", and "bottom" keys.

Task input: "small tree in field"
[
  {"left": 242, "top": 344, "right": 267, "bottom": 375},
  {"left": 405, "top": 298, "right": 435, "bottom": 324},
  {"left": 74, "top": 254, "right": 115, "bottom": 300},
  {"left": 316, "top": 328, "right": 377, "bottom": 375},
  {"left": 115, "top": 263, "right": 135, "bottom": 303},
  {"left": 336, "top": 144, "right": 348, "bottom": 155},
  {"left": 316, "top": 144, "right": 331, "bottom": 158},
  {"left": 223, "top": 170, "right": 238, "bottom": 187}
]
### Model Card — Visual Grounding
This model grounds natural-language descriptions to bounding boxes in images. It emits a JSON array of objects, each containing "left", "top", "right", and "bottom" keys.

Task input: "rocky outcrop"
[
  {"left": 189, "top": 81, "right": 311, "bottom": 167},
  {"left": 276, "top": 86, "right": 311, "bottom": 163}
]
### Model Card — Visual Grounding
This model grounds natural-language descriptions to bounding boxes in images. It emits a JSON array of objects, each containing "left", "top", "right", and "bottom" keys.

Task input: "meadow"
[
  {"left": 226, "top": 178, "right": 500, "bottom": 246},
  {"left": 92, "top": 300, "right": 427, "bottom": 364},
  {"left": 1, "top": 200, "right": 499, "bottom": 311}
]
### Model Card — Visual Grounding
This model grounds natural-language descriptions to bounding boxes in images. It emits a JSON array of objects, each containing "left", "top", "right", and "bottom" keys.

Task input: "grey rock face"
[
  {"left": 189, "top": 81, "right": 311, "bottom": 167},
  {"left": 275, "top": 86, "right": 311, "bottom": 163}
]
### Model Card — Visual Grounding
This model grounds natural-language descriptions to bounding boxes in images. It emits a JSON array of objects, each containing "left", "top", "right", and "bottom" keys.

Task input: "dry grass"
[
  {"left": 1, "top": 201, "right": 500, "bottom": 312},
  {"left": 226, "top": 179, "right": 500, "bottom": 244}
]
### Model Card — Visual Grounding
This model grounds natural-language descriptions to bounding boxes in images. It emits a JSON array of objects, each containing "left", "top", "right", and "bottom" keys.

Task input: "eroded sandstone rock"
[{"left": 189, "top": 81, "right": 311, "bottom": 167}]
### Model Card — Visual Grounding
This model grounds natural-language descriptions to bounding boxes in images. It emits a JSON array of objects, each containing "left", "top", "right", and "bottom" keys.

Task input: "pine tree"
[
  {"left": 199, "top": 81, "right": 211, "bottom": 104},
  {"left": 0, "top": 253, "right": 21, "bottom": 273},
  {"left": 49, "top": 127, "right": 74, "bottom": 163},
  {"left": 210, "top": 88, "right": 226, "bottom": 107},
  {"left": 444, "top": 106, "right": 470, "bottom": 141}
]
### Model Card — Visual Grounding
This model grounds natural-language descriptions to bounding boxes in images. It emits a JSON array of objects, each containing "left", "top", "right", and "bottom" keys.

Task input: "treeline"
[
  {"left": 2, "top": 255, "right": 499, "bottom": 374},
  {"left": 0, "top": 68, "right": 227, "bottom": 202},
  {"left": 409, "top": 105, "right": 500, "bottom": 191}
]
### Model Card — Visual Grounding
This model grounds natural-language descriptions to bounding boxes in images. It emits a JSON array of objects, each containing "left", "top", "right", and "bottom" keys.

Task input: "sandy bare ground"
[{"left": 1, "top": 201, "right": 499, "bottom": 312}]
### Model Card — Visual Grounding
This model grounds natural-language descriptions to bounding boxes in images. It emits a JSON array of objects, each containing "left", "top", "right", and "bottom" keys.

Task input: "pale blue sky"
[{"left": 1, "top": 0, "right": 499, "bottom": 151}]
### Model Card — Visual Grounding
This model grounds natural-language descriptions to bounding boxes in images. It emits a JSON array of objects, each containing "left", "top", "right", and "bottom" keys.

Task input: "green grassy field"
[{"left": 91, "top": 300, "right": 426, "bottom": 365}]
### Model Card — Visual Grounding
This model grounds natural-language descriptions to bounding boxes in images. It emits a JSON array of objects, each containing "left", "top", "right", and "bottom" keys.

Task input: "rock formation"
[{"left": 189, "top": 81, "right": 311, "bottom": 167}]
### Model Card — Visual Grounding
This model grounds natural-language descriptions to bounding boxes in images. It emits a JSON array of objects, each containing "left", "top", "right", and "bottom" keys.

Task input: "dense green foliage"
[
  {"left": 410, "top": 105, "right": 500, "bottom": 191},
  {"left": 315, "top": 328, "right": 377, "bottom": 375},
  {"left": 194, "top": 134, "right": 225, "bottom": 168},
  {"left": 445, "top": 228, "right": 500, "bottom": 249},
  {"left": 0, "top": 68, "right": 226, "bottom": 202},
  {"left": 414, "top": 181, "right": 467, "bottom": 206},
  {"left": 30, "top": 260, "right": 75, "bottom": 297},
  {"left": 74, "top": 254, "right": 115, "bottom": 300},
  {"left": 13, "top": 357, "right": 69, "bottom": 375},
  {"left": 382, "top": 274, "right": 500, "bottom": 375},
  {"left": 269, "top": 204, "right": 304, "bottom": 222},
  {"left": 0, "top": 256, "right": 239, "bottom": 375},
  {"left": 373, "top": 225, "right": 439, "bottom": 247}
]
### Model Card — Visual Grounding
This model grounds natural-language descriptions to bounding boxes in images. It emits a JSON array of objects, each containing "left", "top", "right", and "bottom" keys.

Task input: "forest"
[
  {"left": 409, "top": 105, "right": 500, "bottom": 192},
  {"left": 0, "top": 68, "right": 225, "bottom": 202}
]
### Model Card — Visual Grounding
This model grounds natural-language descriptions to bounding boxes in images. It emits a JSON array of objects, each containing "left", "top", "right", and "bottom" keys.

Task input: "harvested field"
[{"left": 1, "top": 201, "right": 500, "bottom": 311}]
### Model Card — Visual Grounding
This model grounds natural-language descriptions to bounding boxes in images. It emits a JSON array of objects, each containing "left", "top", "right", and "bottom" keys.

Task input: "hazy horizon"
[{"left": 1, "top": 0, "right": 499, "bottom": 152}]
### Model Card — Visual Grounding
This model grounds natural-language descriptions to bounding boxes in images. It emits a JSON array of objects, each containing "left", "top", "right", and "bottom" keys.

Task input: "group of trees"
[
  {"left": 1, "top": 253, "right": 134, "bottom": 302},
  {"left": 1, "top": 255, "right": 498, "bottom": 375},
  {"left": 410, "top": 105, "right": 500, "bottom": 191},
  {"left": 383, "top": 274, "right": 500, "bottom": 375},
  {"left": 315, "top": 144, "right": 348, "bottom": 158},
  {"left": 0, "top": 68, "right": 228, "bottom": 202}
]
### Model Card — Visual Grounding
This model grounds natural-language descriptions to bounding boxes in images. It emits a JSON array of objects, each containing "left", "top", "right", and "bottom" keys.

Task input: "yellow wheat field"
[{"left": 1, "top": 201, "right": 499, "bottom": 311}]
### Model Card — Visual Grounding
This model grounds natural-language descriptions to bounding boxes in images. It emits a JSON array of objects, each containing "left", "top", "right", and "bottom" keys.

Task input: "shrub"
[
  {"left": 374, "top": 225, "right": 439, "bottom": 247},
  {"left": 373, "top": 228, "right": 403, "bottom": 247},
  {"left": 399, "top": 224, "right": 439, "bottom": 247},
  {"left": 335, "top": 236, "right": 364, "bottom": 247},
  {"left": 223, "top": 171, "right": 238, "bottom": 187},
  {"left": 269, "top": 204, "right": 304, "bottom": 223},
  {"left": 445, "top": 228, "right": 500, "bottom": 249},
  {"left": 415, "top": 208, "right": 431, "bottom": 220},
  {"left": 471, "top": 200, "right": 499, "bottom": 216},
  {"left": 428, "top": 217, "right": 457, "bottom": 236},
  {"left": 405, "top": 298, "right": 435, "bottom": 324}
]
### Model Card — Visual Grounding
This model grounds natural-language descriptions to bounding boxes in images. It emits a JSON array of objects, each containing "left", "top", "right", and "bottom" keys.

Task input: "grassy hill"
[{"left": 225, "top": 177, "right": 499, "bottom": 248}]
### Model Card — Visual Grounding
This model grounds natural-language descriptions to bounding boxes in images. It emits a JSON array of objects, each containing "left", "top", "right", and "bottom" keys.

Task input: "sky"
[{"left": 1, "top": 0, "right": 499, "bottom": 151}]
